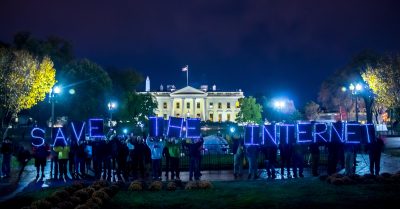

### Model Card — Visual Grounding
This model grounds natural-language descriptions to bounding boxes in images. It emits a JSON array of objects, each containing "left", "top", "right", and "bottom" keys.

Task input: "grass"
[
  {"left": 1, "top": 177, "right": 400, "bottom": 209},
  {"left": 109, "top": 179, "right": 399, "bottom": 209}
]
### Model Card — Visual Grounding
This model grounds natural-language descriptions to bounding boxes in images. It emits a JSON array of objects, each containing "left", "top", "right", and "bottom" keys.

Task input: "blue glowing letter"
[
  {"left": 149, "top": 117, "right": 164, "bottom": 137},
  {"left": 52, "top": 127, "right": 67, "bottom": 146},
  {"left": 330, "top": 122, "right": 345, "bottom": 143},
  {"left": 31, "top": 128, "right": 45, "bottom": 147},
  {"left": 346, "top": 123, "right": 361, "bottom": 144},
  {"left": 262, "top": 124, "right": 277, "bottom": 146},
  {"left": 244, "top": 125, "right": 260, "bottom": 145},
  {"left": 186, "top": 118, "right": 201, "bottom": 138},
  {"left": 71, "top": 121, "right": 86, "bottom": 143},
  {"left": 313, "top": 123, "right": 328, "bottom": 143},
  {"left": 279, "top": 124, "right": 295, "bottom": 145},
  {"left": 297, "top": 123, "right": 313, "bottom": 143},
  {"left": 89, "top": 119, "right": 104, "bottom": 138},
  {"left": 167, "top": 117, "right": 184, "bottom": 138},
  {"left": 361, "top": 124, "right": 375, "bottom": 144}
]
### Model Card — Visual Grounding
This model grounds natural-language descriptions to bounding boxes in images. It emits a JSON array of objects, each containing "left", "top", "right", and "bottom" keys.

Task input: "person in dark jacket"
[
  {"left": 75, "top": 140, "right": 86, "bottom": 178},
  {"left": 279, "top": 142, "right": 293, "bottom": 178},
  {"left": 246, "top": 144, "right": 259, "bottom": 180},
  {"left": 32, "top": 143, "right": 50, "bottom": 179},
  {"left": 16, "top": 145, "right": 32, "bottom": 180},
  {"left": 117, "top": 137, "right": 129, "bottom": 180},
  {"left": 232, "top": 137, "right": 244, "bottom": 179},
  {"left": 132, "top": 136, "right": 146, "bottom": 179},
  {"left": 309, "top": 143, "right": 320, "bottom": 176},
  {"left": 1, "top": 137, "right": 13, "bottom": 178},
  {"left": 184, "top": 137, "right": 204, "bottom": 181},
  {"left": 367, "top": 134, "right": 385, "bottom": 175}
]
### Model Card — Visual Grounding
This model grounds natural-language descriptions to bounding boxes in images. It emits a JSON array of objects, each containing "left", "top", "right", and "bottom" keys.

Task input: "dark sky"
[{"left": 1, "top": 0, "right": 400, "bottom": 107}]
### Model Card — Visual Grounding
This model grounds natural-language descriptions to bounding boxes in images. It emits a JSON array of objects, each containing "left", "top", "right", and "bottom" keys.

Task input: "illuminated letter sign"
[
  {"left": 346, "top": 123, "right": 361, "bottom": 144},
  {"left": 279, "top": 124, "right": 295, "bottom": 144},
  {"left": 244, "top": 125, "right": 260, "bottom": 145},
  {"left": 31, "top": 128, "right": 45, "bottom": 147},
  {"left": 89, "top": 119, "right": 104, "bottom": 138},
  {"left": 167, "top": 117, "right": 184, "bottom": 138},
  {"left": 149, "top": 117, "right": 164, "bottom": 137},
  {"left": 262, "top": 124, "right": 277, "bottom": 146},
  {"left": 70, "top": 121, "right": 86, "bottom": 143},
  {"left": 186, "top": 118, "right": 201, "bottom": 138},
  {"left": 52, "top": 127, "right": 67, "bottom": 146},
  {"left": 313, "top": 122, "right": 329, "bottom": 144},
  {"left": 361, "top": 124, "right": 375, "bottom": 144},
  {"left": 330, "top": 122, "right": 345, "bottom": 143},
  {"left": 297, "top": 123, "right": 313, "bottom": 143}
]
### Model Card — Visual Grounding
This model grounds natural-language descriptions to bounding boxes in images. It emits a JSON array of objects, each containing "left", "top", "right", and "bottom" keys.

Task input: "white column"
[
  {"left": 192, "top": 98, "right": 196, "bottom": 118},
  {"left": 170, "top": 98, "right": 174, "bottom": 117},
  {"left": 203, "top": 98, "right": 207, "bottom": 121},
  {"left": 181, "top": 98, "right": 184, "bottom": 117}
]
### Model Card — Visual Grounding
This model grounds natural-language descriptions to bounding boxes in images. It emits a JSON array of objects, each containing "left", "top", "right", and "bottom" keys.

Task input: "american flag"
[{"left": 182, "top": 65, "right": 188, "bottom": 71}]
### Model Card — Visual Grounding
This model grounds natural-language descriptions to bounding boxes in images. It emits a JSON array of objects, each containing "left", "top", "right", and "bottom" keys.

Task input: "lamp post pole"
[
  {"left": 49, "top": 85, "right": 60, "bottom": 179},
  {"left": 349, "top": 83, "right": 362, "bottom": 123}
]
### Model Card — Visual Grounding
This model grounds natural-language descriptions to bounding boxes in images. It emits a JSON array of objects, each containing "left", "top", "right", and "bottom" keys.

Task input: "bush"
[
  {"left": 74, "top": 205, "right": 90, "bottom": 209},
  {"left": 31, "top": 199, "right": 52, "bottom": 209},
  {"left": 198, "top": 181, "right": 213, "bottom": 189},
  {"left": 128, "top": 181, "right": 144, "bottom": 191},
  {"left": 87, "top": 197, "right": 103, "bottom": 207},
  {"left": 92, "top": 190, "right": 110, "bottom": 201},
  {"left": 45, "top": 195, "right": 62, "bottom": 205},
  {"left": 167, "top": 182, "right": 177, "bottom": 191},
  {"left": 57, "top": 201, "right": 74, "bottom": 209},
  {"left": 52, "top": 190, "right": 70, "bottom": 199},
  {"left": 148, "top": 181, "right": 163, "bottom": 191},
  {"left": 73, "top": 190, "right": 90, "bottom": 202},
  {"left": 185, "top": 181, "right": 199, "bottom": 190}
]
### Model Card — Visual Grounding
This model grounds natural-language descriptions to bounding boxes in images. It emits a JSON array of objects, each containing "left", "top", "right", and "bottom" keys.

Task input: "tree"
[
  {"left": 304, "top": 101, "right": 320, "bottom": 121},
  {"left": 57, "top": 59, "right": 112, "bottom": 120},
  {"left": 0, "top": 48, "right": 56, "bottom": 138},
  {"left": 362, "top": 54, "right": 400, "bottom": 122},
  {"left": 235, "top": 97, "right": 263, "bottom": 124},
  {"left": 120, "top": 92, "right": 158, "bottom": 126},
  {"left": 318, "top": 50, "right": 382, "bottom": 123}
]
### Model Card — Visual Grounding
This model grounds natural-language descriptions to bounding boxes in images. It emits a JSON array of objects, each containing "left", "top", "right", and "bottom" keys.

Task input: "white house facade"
[{"left": 141, "top": 78, "right": 244, "bottom": 122}]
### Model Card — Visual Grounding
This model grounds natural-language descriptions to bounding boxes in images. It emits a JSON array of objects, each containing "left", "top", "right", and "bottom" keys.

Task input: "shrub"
[
  {"left": 129, "top": 181, "right": 144, "bottom": 191},
  {"left": 45, "top": 195, "right": 62, "bottom": 205},
  {"left": 31, "top": 199, "right": 52, "bottom": 209},
  {"left": 198, "top": 181, "right": 213, "bottom": 189},
  {"left": 73, "top": 190, "right": 90, "bottom": 202},
  {"left": 331, "top": 178, "right": 344, "bottom": 185},
  {"left": 70, "top": 196, "right": 82, "bottom": 205},
  {"left": 167, "top": 182, "right": 177, "bottom": 191},
  {"left": 87, "top": 197, "right": 103, "bottom": 207},
  {"left": 84, "top": 201, "right": 100, "bottom": 209},
  {"left": 185, "top": 181, "right": 199, "bottom": 190},
  {"left": 82, "top": 187, "right": 95, "bottom": 196},
  {"left": 57, "top": 201, "right": 74, "bottom": 209},
  {"left": 92, "top": 190, "right": 110, "bottom": 201},
  {"left": 148, "top": 181, "right": 163, "bottom": 191}
]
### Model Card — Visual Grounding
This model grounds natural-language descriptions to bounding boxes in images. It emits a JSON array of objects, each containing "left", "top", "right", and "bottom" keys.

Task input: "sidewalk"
[{"left": 1, "top": 153, "right": 399, "bottom": 202}]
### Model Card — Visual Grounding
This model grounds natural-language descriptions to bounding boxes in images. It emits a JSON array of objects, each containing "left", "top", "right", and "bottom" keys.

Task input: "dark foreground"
[{"left": 1, "top": 175, "right": 400, "bottom": 209}]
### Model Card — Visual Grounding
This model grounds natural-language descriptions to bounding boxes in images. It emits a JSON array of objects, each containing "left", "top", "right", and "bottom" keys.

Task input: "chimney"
[{"left": 145, "top": 76, "right": 150, "bottom": 92}]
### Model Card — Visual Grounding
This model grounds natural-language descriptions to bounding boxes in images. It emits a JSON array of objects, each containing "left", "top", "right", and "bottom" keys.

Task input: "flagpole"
[{"left": 186, "top": 66, "right": 189, "bottom": 86}]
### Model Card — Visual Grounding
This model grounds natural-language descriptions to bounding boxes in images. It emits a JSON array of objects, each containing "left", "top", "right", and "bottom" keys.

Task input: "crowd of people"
[
  {"left": 231, "top": 133, "right": 385, "bottom": 180},
  {"left": 1, "top": 130, "right": 385, "bottom": 183}
]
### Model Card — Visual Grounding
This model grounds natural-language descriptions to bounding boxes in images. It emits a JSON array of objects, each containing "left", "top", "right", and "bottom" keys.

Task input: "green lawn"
[
  {"left": 107, "top": 179, "right": 400, "bottom": 209},
  {"left": 2, "top": 178, "right": 400, "bottom": 209}
]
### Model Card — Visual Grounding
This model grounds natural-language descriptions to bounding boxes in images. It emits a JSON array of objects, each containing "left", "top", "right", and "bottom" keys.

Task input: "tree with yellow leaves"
[{"left": 0, "top": 47, "right": 56, "bottom": 138}]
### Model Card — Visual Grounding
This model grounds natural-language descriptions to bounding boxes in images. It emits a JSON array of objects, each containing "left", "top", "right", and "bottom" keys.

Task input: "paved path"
[{"left": 1, "top": 153, "right": 399, "bottom": 203}]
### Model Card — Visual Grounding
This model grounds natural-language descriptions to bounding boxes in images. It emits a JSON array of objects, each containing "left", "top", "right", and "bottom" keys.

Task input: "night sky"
[{"left": 1, "top": 0, "right": 400, "bottom": 107}]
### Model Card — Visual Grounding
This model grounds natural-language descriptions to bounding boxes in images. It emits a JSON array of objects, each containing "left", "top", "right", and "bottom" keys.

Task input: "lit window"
[
  {"left": 218, "top": 114, "right": 222, "bottom": 122},
  {"left": 197, "top": 102, "right": 200, "bottom": 108},
  {"left": 236, "top": 101, "right": 240, "bottom": 108},
  {"left": 209, "top": 113, "right": 214, "bottom": 121},
  {"left": 227, "top": 114, "right": 231, "bottom": 121},
  {"left": 209, "top": 102, "right": 213, "bottom": 108},
  {"left": 196, "top": 113, "right": 200, "bottom": 118}
]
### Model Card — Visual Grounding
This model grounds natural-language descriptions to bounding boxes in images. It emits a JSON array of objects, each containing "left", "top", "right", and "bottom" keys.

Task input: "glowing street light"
[
  {"left": 230, "top": 127, "right": 236, "bottom": 134},
  {"left": 347, "top": 83, "right": 363, "bottom": 122},
  {"left": 49, "top": 85, "right": 61, "bottom": 178},
  {"left": 108, "top": 101, "right": 117, "bottom": 126}
]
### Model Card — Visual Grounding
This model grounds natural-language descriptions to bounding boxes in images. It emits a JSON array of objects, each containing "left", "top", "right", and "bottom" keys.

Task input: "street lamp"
[
  {"left": 348, "top": 83, "right": 363, "bottom": 122},
  {"left": 108, "top": 101, "right": 117, "bottom": 126},
  {"left": 49, "top": 85, "right": 61, "bottom": 179}
]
